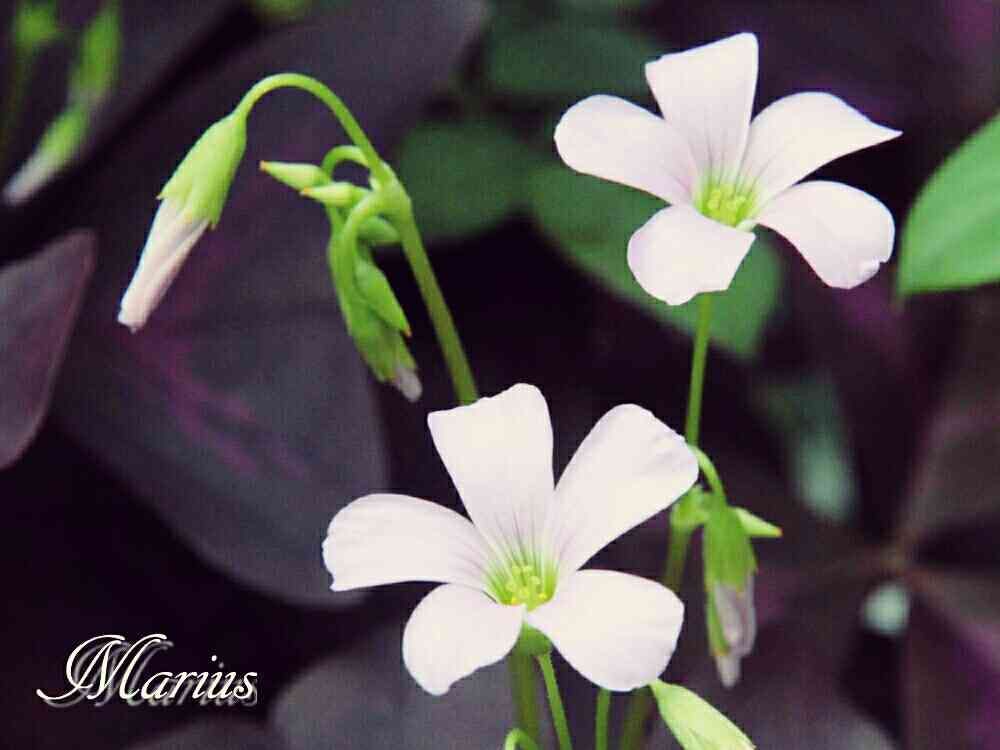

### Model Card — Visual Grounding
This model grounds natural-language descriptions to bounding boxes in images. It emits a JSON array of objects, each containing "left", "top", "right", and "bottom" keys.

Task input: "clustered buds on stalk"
[{"left": 265, "top": 159, "right": 421, "bottom": 401}]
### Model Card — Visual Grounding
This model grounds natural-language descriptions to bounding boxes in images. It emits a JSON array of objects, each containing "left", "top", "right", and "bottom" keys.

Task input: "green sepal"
[
  {"left": 513, "top": 624, "right": 551, "bottom": 658},
  {"left": 732, "top": 507, "right": 782, "bottom": 538},
  {"left": 358, "top": 216, "right": 400, "bottom": 246},
  {"left": 259, "top": 161, "right": 330, "bottom": 192},
  {"left": 703, "top": 505, "right": 756, "bottom": 591},
  {"left": 354, "top": 255, "right": 411, "bottom": 335},
  {"left": 69, "top": 1, "right": 120, "bottom": 106},
  {"left": 650, "top": 680, "right": 755, "bottom": 749},
  {"left": 671, "top": 486, "right": 711, "bottom": 532},
  {"left": 705, "top": 592, "right": 728, "bottom": 658},
  {"left": 13, "top": 1, "right": 62, "bottom": 52},
  {"left": 159, "top": 112, "right": 248, "bottom": 227}
]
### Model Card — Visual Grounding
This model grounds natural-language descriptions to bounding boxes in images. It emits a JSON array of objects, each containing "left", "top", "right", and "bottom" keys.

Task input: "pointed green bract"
[
  {"left": 651, "top": 681, "right": 755, "bottom": 750},
  {"left": 159, "top": 113, "right": 247, "bottom": 226},
  {"left": 703, "top": 505, "right": 756, "bottom": 590},
  {"left": 732, "top": 507, "right": 782, "bottom": 538},
  {"left": 259, "top": 160, "right": 330, "bottom": 191}
]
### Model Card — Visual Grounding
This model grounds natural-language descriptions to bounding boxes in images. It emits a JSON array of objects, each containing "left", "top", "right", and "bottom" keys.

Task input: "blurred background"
[{"left": 1, "top": 0, "right": 998, "bottom": 748}]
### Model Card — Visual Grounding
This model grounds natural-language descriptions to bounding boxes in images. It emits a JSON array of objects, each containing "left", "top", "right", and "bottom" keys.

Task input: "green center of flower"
[
  {"left": 695, "top": 178, "right": 757, "bottom": 228},
  {"left": 487, "top": 554, "right": 558, "bottom": 611}
]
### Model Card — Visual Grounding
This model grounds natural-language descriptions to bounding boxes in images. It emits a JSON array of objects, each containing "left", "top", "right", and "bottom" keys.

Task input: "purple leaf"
[
  {"left": 905, "top": 588, "right": 1000, "bottom": 750},
  {"left": 0, "top": 231, "right": 94, "bottom": 468},
  {"left": 53, "top": 0, "right": 488, "bottom": 606}
]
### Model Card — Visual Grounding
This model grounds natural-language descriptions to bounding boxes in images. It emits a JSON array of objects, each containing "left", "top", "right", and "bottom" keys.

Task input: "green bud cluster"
[{"left": 263, "top": 159, "right": 419, "bottom": 397}]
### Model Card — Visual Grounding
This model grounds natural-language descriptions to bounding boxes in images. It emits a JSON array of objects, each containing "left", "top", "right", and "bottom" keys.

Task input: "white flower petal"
[
  {"left": 118, "top": 199, "right": 209, "bottom": 331},
  {"left": 427, "top": 384, "right": 554, "bottom": 559},
  {"left": 323, "top": 493, "right": 491, "bottom": 592},
  {"left": 403, "top": 584, "right": 524, "bottom": 696},
  {"left": 645, "top": 33, "right": 758, "bottom": 184},
  {"left": 527, "top": 570, "right": 684, "bottom": 692},
  {"left": 626, "top": 205, "right": 756, "bottom": 305},
  {"left": 554, "top": 95, "right": 697, "bottom": 205},
  {"left": 740, "top": 92, "right": 901, "bottom": 205},
  {"left": 756, "top": 180, "right": 894, "bottom": 288},
  {"left": 713, "top": 579, "right": 757, "bottom": 657},
  {"left": 547, "top": 405, "right": 697, "bottom": 575}
]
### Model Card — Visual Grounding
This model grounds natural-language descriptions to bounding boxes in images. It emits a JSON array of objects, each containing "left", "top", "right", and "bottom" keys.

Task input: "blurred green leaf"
[
  {"left": 528, "top": 166, "right": 781, "bottom": 358},
  {"left": 486, "top": 21, "right": 660, "bottom": 100},
  {"left": 557, "top": 0, "right": 650, "bottom": 12},
  {"left": 898, "top": 110, "right": 1000, "bottom": 297},
  {"left": 758, "top": 374, "right": 858, "bottom": 523},
  {"left": 397, "top": 121, "right": 539, "bottom": 241}
]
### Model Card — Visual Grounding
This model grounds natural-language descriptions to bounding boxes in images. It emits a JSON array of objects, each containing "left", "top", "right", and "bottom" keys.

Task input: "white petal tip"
[{"left": 392, "top": 367, "right": 422, "bottom": 402}]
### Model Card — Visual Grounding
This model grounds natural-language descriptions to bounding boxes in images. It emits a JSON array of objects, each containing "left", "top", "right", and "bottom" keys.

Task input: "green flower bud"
[
  {"left": 703, "top": 506, "right": 757, "bottom": 688},
  {"left": 159, "top": 112, "right": 248, "bottom": 227},
  {"left": 13, "top": 1, "right": 61, "bottom": 53},
  {"left": 3, "top": 104, "right": 87, "bottom": 205},
  {"left": 650, "top": 680, "right": 755, "bottom": 750},
  {"left": 259, "top": 160, "right": 330, "bottom": 192},
  {"left": 355, "top": 254, "right": 410, "bottom": 335},
  {"left": 301, "top": 181, "right": 365, "bottom": 208},
  {"left": 69, "top": 1, "right": 120, "bottom": 108}
]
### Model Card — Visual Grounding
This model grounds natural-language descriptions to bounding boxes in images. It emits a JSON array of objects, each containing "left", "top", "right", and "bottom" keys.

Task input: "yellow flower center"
[
  {"left": 487, "top": 556, "right": 557, "bottom": 611},
  {"left": 696, "top": 178, "right": 757, "bottom": 228}
]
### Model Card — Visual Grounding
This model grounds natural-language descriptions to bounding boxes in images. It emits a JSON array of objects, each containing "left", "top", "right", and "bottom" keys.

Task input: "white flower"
[
  {"left": 554, "top": 32, "right": 901, "bottom": 305},
  {"left": 324, "top": 383, "right": 698, "bottom": 695}
]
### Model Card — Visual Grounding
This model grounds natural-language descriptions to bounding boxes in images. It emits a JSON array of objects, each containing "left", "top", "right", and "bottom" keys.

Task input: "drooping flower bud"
[
  {"left": 118, "top": 112, "right": 247, "bottom": 331},
  {"left": 703, "top": 505, "right": 757, "bottom": 688},
  {"left": 650, "top": 680, "right": 755, "bottom": 749}
]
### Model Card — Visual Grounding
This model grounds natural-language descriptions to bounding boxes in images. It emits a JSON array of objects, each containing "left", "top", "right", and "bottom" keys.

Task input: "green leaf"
[
  {"left": 898, "top": 110, "right": 1000, "bottom": 296},
  {"left": 396, "top": 121, "right": 538, "bottom": 241},
  {"left": 528, "top": 165, "right": 782, "bottom": 358},
  {"left": 486, "top": 21, "right": 661, "bottom": 100}
]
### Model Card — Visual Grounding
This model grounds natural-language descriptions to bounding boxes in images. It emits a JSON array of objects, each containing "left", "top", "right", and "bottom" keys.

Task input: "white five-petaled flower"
[
  {"left": 324, "top": 383, "right": 698, "bottom": 695},
  {"left": 554, "top": 32, "right": 901, "bottom": 306}
]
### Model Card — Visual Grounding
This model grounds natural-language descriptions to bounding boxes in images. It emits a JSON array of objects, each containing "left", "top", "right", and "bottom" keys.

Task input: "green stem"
[
  {"left": 504, "top": 728, "right": 542, "bottom": 750},
  {"left": 393, "top": 206, "right": 478, "bottom": 405},
  {"left": 538, "top": 653, "right": 573, "bottom": 750},
  {"left": 234, "top": 72, "right": 390, "bottom": 184},
  {"left": 509, "top": 651, "right": 540, "bottom": 744},
  {"left": 596, "top": 688, "right": 611, "bottom": 750},
  {"left": 684, "top": 294, "right": 714, "bottom": 445},
  {"left": 619, "top": 294, "right": 715, "bottom": 750}
]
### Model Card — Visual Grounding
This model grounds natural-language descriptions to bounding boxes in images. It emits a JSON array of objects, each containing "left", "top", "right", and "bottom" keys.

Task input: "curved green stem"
[
  {"left": 538, "top": 653, "right": 573, "bottom": 750},
  {"left": 504, "top": 728, "right": 542, "bottom": 750},
  {"left": 321, "top": 144, "right": 367, "bottom": 175},
  {"left": 509, "top": 650, "right": 540, "bottom": 744},
  {"left": 620, "top": 294, "right": 716, "bottom": 750},
  {"left": 596, "top": 688, "right": 611, "bottom": 750},
  {"left": 235, "top": 72, "right": 389, "bottom": 184},
  {"left": 691, "top": 447, "right": 727, "bottom": 504},
  {"left": 392, "top": 203, "right": 478, "bottom": 405}
]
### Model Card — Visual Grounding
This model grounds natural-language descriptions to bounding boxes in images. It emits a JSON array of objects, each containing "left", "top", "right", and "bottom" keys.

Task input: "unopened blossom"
[
  {"left": 118, "top": 113, "right": 246, "bottom": 331},
  {"left": 555, "top": 32, "right": 901, "bottom": 305},
  {"left": 711, "top": 578, "right": 757, "bottom": 687},
  {"left": 324, "top": 383, "right": 698, "bottom": 695}
]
